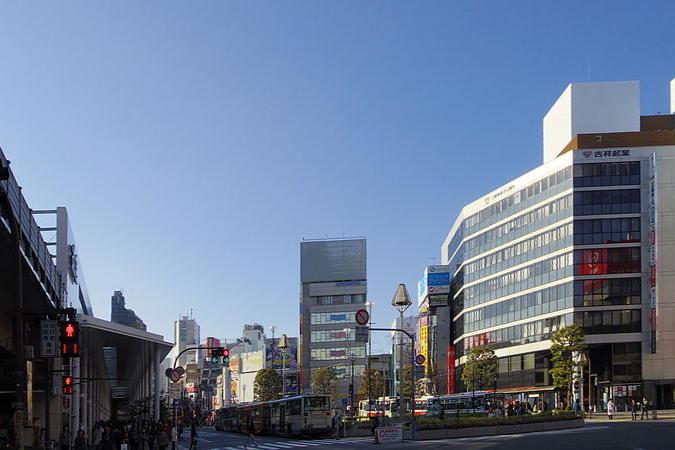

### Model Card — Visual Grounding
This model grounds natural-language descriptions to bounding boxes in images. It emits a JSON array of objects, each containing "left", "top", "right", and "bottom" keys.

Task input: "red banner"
[
  {"left": 579, "top": 248, "right": 608, "bottom": 275},
  {"left": 447, "top": 346, "right": 456, "bottom": 394}
]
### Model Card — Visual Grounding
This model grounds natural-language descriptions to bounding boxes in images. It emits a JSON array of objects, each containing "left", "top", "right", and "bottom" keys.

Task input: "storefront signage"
[
  {"left": 447, "top": 346, "right": 456, "bottom": 394},
  {"left": 375, "top": 426, "right": 403, "bottom": 443},
  {"left": 581, "top": 149, "right": 631, "bottom": 158},
  {"left": 649, "top": 153, "right": 657, "bottom": 354},
  {"left": 41, "top": 320, "right": 58, "bottom": 358},
  {"left": 428, "top": 295, "right": 448, "bottom": 308}
]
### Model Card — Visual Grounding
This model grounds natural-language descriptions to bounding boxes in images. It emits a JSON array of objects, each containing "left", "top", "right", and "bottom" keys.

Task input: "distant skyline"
[{"left": 0, "top": 1, "right": 674, "bottom": 354}]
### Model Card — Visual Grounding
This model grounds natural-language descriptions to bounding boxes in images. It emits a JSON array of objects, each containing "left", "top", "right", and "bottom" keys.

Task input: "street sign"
[
  {"left": 375, "top": 426, "right": 403, "bottom": 443},
  {"left": 165, "top": 366, "right": 185, "bottom": 383},
  {"left": 415, "top": 354, "right": 426, "bottom": 366},
  {"left": 41, "top": 320, "right": 58, "bottom": 358},
  {"left": 168, "top": 383, "right": 181, "bottom": 400},
  {"left": 355, "top": 325, "right": 369, "bottom": 343},
  {"left": 573, "top": 380, "right": 580, "bottom": 392},
  {"left": 355, "top": 309, "right": 370, "bottom": 326},
  {"left": 414, "top": 365, "right": 425, "bottom": 380}
]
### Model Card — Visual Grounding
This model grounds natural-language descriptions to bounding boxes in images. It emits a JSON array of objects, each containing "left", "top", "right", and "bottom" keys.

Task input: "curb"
[{"left": 412, "top": 418, "right": 585, "bottom": 440}]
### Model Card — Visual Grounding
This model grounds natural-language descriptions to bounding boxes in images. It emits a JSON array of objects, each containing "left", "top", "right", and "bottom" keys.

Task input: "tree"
[
  {"left": 400, "top": 365, "right": 414, "bottom": 399},
  {"left": 357, "top": 369, "right": 386, "bottom": 400},
  {"left": 253, "top": 368, "right": 282, "bottom": 401},
  {"left": 550, "top": 325, "right": 586, "bottom": 405},
  {"left": 312, "top": 367, "right": 337, "bottom": 400},
  {"left": 461, "top": 345, "right": 498, "bottom": 392}
]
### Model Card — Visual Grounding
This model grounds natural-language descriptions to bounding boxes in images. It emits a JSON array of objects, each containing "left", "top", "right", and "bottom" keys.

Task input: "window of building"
[
  {"left": 310, "top": 330, "right": 354, "bottom": 343},
  {"left": 574, "top": 277, "right": 641, "bottom": 306},
  {"left": 573, "top": 189, "right": 640, "bottom": 215},
  {"left": 310, "top": 346, "right": 366, "bottom": 361},
  {"left": 574, "top": 247, "right": 641, "bottom": 275},
  {"left": 573, "top": 162, "right": 641, "bottom": 187},
  {"left": 310, "top": 312, "right": 353, "bottom": 325},
  {"left": 574, "top": 309, "right": 641, "bottom": 334},
  {"left": 574, "top": 218, "right": 640, "bottom": 245}
]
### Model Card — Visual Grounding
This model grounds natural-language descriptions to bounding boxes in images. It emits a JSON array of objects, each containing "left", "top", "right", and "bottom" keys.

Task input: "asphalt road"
[{"left": 180, "top": 421, "right": 675, "bottom": 450}]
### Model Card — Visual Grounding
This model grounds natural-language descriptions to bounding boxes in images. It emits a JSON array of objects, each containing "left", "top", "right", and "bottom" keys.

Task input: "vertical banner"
[
  {"left": 447, "top": 346, "right": 456, "bottom": 394},
  {"left": 649, "top": 153, "right": 657, "bottom": 354}
]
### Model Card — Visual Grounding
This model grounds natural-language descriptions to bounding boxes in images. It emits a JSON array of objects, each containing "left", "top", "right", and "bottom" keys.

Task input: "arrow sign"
[{"left": 355, "top": 309, "right": 370, "bottom": 326}]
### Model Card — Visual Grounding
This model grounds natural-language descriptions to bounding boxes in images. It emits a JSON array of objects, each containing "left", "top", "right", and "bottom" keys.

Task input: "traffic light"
[
  {"left": 60, "top": 320, "right": 80, "bottom": 357},
  {"left": 210, "top": 347, "right": 223, "bottom": 364},
  {"left": 223, "top": 348, "right": 230, "bottom": 366},
  {"left": 63, "top": 376, "right": 74, "bottom": 395}
]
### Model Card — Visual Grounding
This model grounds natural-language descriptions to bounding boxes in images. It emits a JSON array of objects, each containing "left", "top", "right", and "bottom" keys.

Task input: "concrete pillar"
[
  {"left": 80, "top": 346, "right": 88, "bottom": 436},
  {"left": 154, "top": 347, "right": 160, "bottom": 421}
]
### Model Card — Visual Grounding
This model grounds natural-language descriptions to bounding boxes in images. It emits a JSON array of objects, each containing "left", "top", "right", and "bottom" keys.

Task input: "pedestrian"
[
  {"left": 170, "top": 424, "right": 178, "bottom": 450},
  {"left": 189, "top": 423, "right": 198, "bottom": 450},
  {"left": 243, "top": 415, "right": 257, "bottom": 449},
  {"left": 59, "top": 424, "right": 70, "bottom": 450},
  {"left": 607, "top": 398, "right": 615, "bottom": 420},
  {"left": 641, "top": 397, "right": 649, "bottom": 420},
  {"left": 74, "top": 429, "right": 87, "bottom": 450},
  {"left": 157, "top": 425, "right": 168, "bottom": 450},
  {"left": 573, "top": 398, "right": 581, "bottom": 416},
  {"left": 331, "top": 412, "right": 341, "bottom": 439},
  {"left": 631, "top": 400, "right": 638, "bottom": 421}
]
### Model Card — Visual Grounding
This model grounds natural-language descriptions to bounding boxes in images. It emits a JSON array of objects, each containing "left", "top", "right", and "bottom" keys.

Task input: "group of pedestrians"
[
  {"left": 57, "top": 419, "right": 182, "bottom": 450},
  {"left": 487, "top": 399, "right": 547, "bottom": 417}
]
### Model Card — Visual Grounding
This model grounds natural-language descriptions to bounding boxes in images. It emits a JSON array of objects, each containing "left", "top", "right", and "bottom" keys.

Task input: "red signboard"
[
  {"left": 579, "top": 249, "right": 608, "bottom": 275},
  {"left": 447, "top": 346, "right": 456, "bottom": 394}
]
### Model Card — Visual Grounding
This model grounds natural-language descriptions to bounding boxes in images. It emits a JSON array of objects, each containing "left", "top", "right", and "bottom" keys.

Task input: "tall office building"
[
  {"left": 442, "top": 79, "right": 675, "bottom": 409},
  {"left": 299, "top": 238, "right": 367, "bottom": 407},
  {"left": 110, "top": 290, "right": 146, "bottom": 330},
  {"left": 173, "top": 315, "right": 201, "bottom": 368}
]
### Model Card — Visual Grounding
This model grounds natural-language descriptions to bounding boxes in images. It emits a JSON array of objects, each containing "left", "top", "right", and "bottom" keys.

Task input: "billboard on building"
[
  {"left": 649, "top": 153, "right": 658, "bottom": 353},
  {"left": 418, "top": 265, "right": 450, "bottom": 306},
  {"left": 265, "top": 337, "right": 298, "bottom": 370},
  {"left": 240, "top": 351, "right": 264, "bottom": 373},
  {"left": 300, "top": 239, "right": 366, "bottom": 283}
]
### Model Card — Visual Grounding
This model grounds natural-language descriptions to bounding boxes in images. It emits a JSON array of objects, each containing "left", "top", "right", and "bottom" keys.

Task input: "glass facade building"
[{"left": 440, "top": 80, "right": 675, "bottom": 409}]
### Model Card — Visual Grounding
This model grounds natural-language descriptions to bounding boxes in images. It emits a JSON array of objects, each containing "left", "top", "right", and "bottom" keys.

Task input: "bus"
[
  {"left": 215, "top": 394, "right": 333, "bottom": 438},
  {"left": 427, "top": 391, "right": 504, "bottom": 416},
  {"left": 357, "top": 397, "right": 402, "bottom": 420}
]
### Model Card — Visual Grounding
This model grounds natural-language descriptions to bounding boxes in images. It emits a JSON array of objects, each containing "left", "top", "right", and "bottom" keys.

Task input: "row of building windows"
[
  {"left": 310, "top": 346, "right": 366, "bottom": 361},
  {"left": 310, "top": 330, "right": 354, "bottom": 343},
  {"left": 464, "top": 222, "right": 573, "bottom": 282},
  {"left": 313, "top": 294, "right": 366, "bottom": 306},
  {"left": 573, "top": 189, "right": 640, "bottom": 216},
  {"left": 573, "top": 162, "right": 641, "bottom": 187},
  {"left": 464, "top": 166, "right": 573, "bottom": 235},
  {"left": 574, "top": 247, "right": 641, "bottom": 275},
  {"left": 464, "top": 252, "right": 573, "bottom": 307},
  {"left": 310, "top": 312, "right": 354, "bottom": 325},
  {"left": 575, "top": 309, "right": 641, "bottom": 334},
  {"left": 574, "top": 278, "right": 641, "bottom": 307},
  {"left": 329, "top": 364, "right": 365, "bottom": 379},
  {"left": 573, "top": 217, "right": 640, "bottom": 245},
  {"left": 458, "top": 313, "right": 572, "bottom": 358},
  {"left": 464, "top": 194, "right": 573, "bottom": 261},
  {"left": 459, "top": 282, "right": 573, "bottom": 334}
]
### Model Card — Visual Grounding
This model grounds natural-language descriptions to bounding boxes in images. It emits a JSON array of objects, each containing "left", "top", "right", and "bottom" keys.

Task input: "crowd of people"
[
  {"left": 56, "top": 419, "right": 183, "bottom": 450},
  {"left": 486, "top": 399, "right": 548, "bottom": 417}
]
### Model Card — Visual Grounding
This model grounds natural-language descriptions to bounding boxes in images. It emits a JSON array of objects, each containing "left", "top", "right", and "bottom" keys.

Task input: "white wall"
[{"left": 543, "top": 81, "right": 640, "bottom": 163}]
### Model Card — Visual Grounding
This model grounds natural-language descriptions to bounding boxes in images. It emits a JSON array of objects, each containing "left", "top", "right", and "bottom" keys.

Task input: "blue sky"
[{"left": 0, "top": 1, "right": 673, "bottom": 354}]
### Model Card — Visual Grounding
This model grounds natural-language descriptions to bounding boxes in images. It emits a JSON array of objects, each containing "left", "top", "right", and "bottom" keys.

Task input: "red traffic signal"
[
  {"left": 223, "top": 348, "right": 230, "bottom": 357},
  {"left": 60, "top": 320, "right": 80, "bottom": 357},
  {"left": 63, "top": 376, "right": 74, "bottom": 395}
]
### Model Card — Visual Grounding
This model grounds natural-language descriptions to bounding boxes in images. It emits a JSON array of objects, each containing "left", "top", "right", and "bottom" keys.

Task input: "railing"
[{"left": 0, "top": 147, "right": 65, "bottom": 307}]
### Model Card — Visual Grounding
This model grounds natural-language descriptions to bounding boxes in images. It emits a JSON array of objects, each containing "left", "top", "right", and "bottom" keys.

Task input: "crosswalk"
[{"left": 178, "top": 437, "right": 373, "bottom": 450}]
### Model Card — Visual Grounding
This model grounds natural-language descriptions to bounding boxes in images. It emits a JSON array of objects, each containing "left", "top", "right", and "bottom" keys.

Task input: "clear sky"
[{"left": 0, "top": 1, "right": 673, "bottom": 354}]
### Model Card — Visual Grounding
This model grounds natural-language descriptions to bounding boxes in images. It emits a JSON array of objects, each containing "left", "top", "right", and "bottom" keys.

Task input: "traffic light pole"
[{"left": 172, "top": 346, "right": 225, "bottom": 369}]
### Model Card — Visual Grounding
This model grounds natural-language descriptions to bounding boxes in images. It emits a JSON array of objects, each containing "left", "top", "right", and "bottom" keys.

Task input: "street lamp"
[
  {"left": 344, "top": 328, "right": 356, "bottom": 417},
  {"left": 279, "top": 334, "right": 289, "bottom": 398},
  {"left": 391, "top": 284, "right": 412, "bottom": 398},
  {"left": 365, "top": 300, "right": 374, "bottom": 409}
]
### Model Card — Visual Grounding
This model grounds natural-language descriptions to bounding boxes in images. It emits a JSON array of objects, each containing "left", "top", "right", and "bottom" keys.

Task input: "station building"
[{"left": 442, "top": 79, "right": 675, "bottom": 409}]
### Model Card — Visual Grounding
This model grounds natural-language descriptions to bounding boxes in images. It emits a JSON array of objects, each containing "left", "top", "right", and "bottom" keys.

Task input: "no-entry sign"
[{"left": 355, "top": 309, "right": 370, "bottom": 325}]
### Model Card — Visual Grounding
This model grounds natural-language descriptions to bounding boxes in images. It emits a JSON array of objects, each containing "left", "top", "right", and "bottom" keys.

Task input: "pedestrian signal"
[
  {"left": 60, "top": 320, "right": 80, "bottom": 357},
  {"left": 63, "top": 376, "right": 74, "bottom": 395}
]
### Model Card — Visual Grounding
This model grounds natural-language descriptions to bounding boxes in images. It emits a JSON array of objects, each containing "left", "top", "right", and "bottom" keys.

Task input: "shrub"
[{"left": 416, "top": 411, "right": 577, "bottom": 431}]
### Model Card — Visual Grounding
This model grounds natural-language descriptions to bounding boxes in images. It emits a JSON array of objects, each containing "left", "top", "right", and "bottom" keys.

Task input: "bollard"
[{"left": 652, "top": 410, "right": 658, "bottom": 420}]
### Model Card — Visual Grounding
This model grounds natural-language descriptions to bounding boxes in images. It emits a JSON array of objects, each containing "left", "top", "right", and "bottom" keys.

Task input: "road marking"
[
  {"left": 272, "top": 442, "right": 307, "bottom": 447},
  {"left": 257, "top": 445, "right": 288, "bottom": 450},
  {"left": 261, "top": 443, "right": 295, "bottom": 448}
]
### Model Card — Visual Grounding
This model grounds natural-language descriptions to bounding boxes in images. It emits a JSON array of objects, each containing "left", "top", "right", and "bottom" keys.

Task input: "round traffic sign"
[
  {"left": 415, "top": 354, "right": 426, "bottom": 365},
  {"left": 355, "top": 309, "right": 370, "bottom": 326},
  {"left": 169, "top": 370, "right": 181, "bottom": 383}
]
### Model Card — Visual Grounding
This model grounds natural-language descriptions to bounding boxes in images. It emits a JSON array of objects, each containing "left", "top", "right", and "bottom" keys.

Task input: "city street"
[{"left": 180, "top": 421, "right": 675, "bottom": 449}]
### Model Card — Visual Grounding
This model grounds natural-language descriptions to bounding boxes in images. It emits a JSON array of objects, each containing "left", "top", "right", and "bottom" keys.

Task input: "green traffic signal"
[{"left": 210, "top": 356, "right": 219, "bottom": 364}]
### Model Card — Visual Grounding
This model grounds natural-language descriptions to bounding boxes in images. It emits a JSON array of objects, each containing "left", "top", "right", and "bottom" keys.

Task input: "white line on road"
[
  {"left": 272, "top": 442, "right": 307, "bottom": 447},
  {"left": 260, "top": 443, "right": 295, "bottom": 448}
]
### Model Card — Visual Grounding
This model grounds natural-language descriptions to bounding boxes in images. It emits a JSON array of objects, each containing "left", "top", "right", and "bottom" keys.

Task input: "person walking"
[
  {"left": 189, "top": 423, "right": 198, "bottom": 450},
  {"left": 641, "top": 397, "right": 649, "bottom": 420},
  {"left": 243, "top": 415, "right": 258, "bottom": 449},
  {"left": 59, "top": 424, "right": 70, "bottom": 450},
  {"left": 573, "top": 398, "right": 581, "bottom": 417},
  {"left": 607, "top": 398, "right": 615, "bottom": 420},
  {"left": 74, "top": 430, "right": 87, "bottom": 450},
  {"left": 631, "top": 400, "right": 639, "bottom": 421},
  {"left": 331, "top": 412, "right": 341, "bottom": 440}
]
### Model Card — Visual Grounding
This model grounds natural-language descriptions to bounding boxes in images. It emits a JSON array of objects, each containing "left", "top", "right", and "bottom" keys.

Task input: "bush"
[{"left": 416, "top": 411, "right": 578, "bottom": 431}]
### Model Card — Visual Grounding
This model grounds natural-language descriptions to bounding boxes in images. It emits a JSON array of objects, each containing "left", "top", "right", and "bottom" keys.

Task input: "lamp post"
[
  {"left": 365, "top": 300, "right": 374, "bottom": 409},
  {"left": 279, "top": 334, "right": 289, "bottom": 398},
  {"left": 343, "top": 328, "right": 356, "bottom": 417},
  {"left": 391, "top": 283, "right": 415, "bottom": 439}
]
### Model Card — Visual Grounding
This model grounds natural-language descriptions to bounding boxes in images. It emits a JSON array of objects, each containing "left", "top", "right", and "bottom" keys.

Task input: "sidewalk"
[{"left": 585, "top": 409, "right": 675, "bottom": 422}]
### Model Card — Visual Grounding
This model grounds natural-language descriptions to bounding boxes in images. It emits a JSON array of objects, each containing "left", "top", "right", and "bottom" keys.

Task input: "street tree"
[
  {"left": 357, "top": 369, "right": 386, "bottom": 400},
  {"left": 253, "top": 368, "right": 282, "bottom": 401},
  {"left": 461, "top": 345, "right": 498, "bottom": 392},
  {"left": 312, "top": 367, "right": 337, "bottom": 400},
  {"left": 400, "top": 365, "right": 414, "bottom": 399},
  {"left": 550, "top": 325, "right": 586, "bottom": 406}
]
